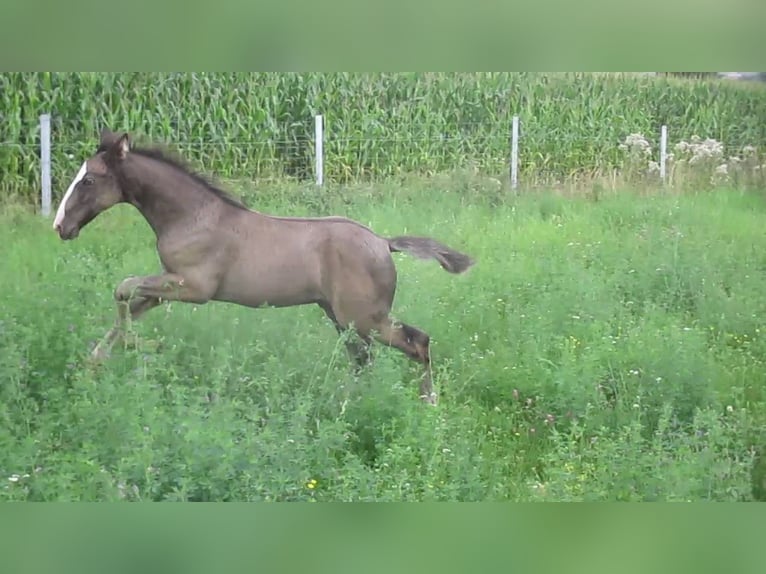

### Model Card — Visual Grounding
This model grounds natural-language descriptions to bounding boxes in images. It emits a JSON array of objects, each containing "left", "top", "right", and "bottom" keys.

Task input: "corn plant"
[{"left": 1, "top": 72, "right": 764, "bottom": 202}]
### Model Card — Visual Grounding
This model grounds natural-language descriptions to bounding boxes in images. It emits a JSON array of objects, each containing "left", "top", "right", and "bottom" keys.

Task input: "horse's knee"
[{"left": 114, "top": 277, "right": 140, "bottom": 301}]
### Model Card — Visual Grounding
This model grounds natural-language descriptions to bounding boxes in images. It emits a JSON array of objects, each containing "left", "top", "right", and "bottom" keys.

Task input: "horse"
[{"left": 52, "top": 129, "right": 475, "bottom": 404}]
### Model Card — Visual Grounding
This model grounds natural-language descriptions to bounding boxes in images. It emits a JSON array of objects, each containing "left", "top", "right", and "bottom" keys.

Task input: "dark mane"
[
  {"left": 134, "top": 146, "right": 248, "bottom": 210},
  {"left": 102, "top": 142, "right": 248, "bottom": 210}
]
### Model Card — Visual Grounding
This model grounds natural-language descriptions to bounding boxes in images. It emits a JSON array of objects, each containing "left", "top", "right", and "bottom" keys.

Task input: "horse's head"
[{"left": 53, "top": 129, "right": 130, "bottom": 240}]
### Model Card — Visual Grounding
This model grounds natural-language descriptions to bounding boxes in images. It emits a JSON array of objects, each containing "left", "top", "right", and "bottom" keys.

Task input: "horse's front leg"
[
  {"left": 90, "top": 273, "right": 213, "bottom": 361},
  {"left": 90, "top": 295, "right": 161, "bottom": 361}
]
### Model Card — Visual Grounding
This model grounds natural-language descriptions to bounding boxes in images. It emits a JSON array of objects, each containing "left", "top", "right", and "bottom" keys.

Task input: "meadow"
[{"left": 1, "top": 176, "right": 764, "bottom": 501}]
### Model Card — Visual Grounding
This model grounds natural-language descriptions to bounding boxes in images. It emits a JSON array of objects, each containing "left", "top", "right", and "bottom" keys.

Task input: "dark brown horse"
[{"left": 53, "top": 130, "right": 475, "bottom": 403}]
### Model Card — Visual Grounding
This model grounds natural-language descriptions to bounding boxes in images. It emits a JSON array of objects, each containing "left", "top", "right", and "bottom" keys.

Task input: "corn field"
[{"left": 1, "top": 72, "right": 765, "bottom": 201}]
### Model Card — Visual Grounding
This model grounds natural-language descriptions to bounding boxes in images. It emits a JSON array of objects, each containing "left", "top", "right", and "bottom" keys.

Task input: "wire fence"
[{"left": 2, "top": 113, "right": 765, "bottom": 216}]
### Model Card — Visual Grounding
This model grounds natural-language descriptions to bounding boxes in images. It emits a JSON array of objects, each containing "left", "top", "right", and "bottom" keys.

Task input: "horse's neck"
[{"left": 123, "top": 156, "right": 220, "bottom": 237}]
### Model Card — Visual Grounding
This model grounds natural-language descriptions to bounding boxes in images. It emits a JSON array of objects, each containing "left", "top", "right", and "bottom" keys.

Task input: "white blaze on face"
[{"left": 53, "top": 161, "right": 87, "bottom": 229}]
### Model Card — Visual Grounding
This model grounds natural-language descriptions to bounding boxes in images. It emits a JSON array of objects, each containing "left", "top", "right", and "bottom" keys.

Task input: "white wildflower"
[{"left": 621, "top": 133, "right": 653, "bottom": 157}]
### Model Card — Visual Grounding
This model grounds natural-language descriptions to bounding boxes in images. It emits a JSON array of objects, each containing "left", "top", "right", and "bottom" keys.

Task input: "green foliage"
[
  {"left": 1, "top": 179, "right": 764, "bottom": 501},
  {"left": 1, "top": 72, "right": 765, "bottom": 201}
]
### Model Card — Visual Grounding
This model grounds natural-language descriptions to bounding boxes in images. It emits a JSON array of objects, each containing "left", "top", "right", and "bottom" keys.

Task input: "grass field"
[{"left": 1, "top": 177, "right": 765, "bottom": 501}]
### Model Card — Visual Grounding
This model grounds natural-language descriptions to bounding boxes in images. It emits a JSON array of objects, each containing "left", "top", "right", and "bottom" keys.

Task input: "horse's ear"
[
  {"left": 115, "top": 132, "right": 130, "bottom": 159},
  {"left": 99, "top": 128, "right": 119, "bottom": 149},
  {"left": 105, "top": 132, "right": 130, "bottom": 160}
]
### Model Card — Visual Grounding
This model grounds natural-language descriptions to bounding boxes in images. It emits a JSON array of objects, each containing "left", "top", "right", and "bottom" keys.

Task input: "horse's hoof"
[
  {"left": 421, "top": 392, "right": 438, "bottom": 406},
  {"left": 88, "top": 346, "right": 109, "bottom": 363},
  {"left": 123, "top": 332, "right": 141, "bottom": 350},
  {"left": 139, "top": 338, "right": 163, "bottom": 353}
]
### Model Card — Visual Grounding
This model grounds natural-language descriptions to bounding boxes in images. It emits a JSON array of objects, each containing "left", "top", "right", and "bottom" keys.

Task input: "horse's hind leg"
[
  {"left": 318, "top": 302, "right": 372, "bottom": 371},
  {"left": 370, "top": 316, "right": 435, "bottom": 404}
]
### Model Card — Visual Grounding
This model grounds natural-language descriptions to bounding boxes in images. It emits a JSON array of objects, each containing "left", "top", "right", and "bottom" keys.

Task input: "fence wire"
[{"left": 2, "top": 117, "right": 765, "bottom": 202}]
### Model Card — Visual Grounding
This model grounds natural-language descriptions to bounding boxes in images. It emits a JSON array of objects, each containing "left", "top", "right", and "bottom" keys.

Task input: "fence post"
[
  {"left": 660, "top": 124, "right": 667, "bottom": 184},
  {"left": 510, "top": 115, "right": 519, "bottom": 191},
  {"left": 40, "top": 113, "right": 51, "bottom": 217},
  {"left": 315, "top": 114, "right": 324, "bottom": 186}
]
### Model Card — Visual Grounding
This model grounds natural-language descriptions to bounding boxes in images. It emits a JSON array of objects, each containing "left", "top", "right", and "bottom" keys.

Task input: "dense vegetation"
[
  {"left": 1, "top": 72, "right": 765, "bottom": 201},
  {"left": 1, "top": 73, "right": 764, "bottom": 501},
  {"left": 1, "top": 180, "right": 764, "bottom": 501}
]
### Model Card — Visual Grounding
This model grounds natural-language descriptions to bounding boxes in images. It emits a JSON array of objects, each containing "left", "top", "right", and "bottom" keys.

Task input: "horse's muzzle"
[{"left": 55, "top": 223, "right": 79, "bottom": 240}]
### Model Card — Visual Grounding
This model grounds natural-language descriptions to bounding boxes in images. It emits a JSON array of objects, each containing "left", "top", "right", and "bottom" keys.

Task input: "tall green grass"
[
  {"left": 1, "top": 72, "right": 765, "bottom": 200},
  {"left": 1, "top": 178, "right": 764, "bottom": 501}
]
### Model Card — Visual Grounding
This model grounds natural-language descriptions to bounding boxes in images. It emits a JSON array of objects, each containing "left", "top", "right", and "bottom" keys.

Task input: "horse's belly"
[{"left": 213, "top": 260, "right": 320, "bottom": 308}]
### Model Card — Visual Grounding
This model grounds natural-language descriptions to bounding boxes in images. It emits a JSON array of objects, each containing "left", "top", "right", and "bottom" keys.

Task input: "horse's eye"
[{"left": 82, "top": 176, "right": 95, "bottom": 186}]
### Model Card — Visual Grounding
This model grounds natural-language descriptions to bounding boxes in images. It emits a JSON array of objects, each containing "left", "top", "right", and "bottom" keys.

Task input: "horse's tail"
[{"left": 387, "top": 235, "right": 475, "bottom": 274}]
